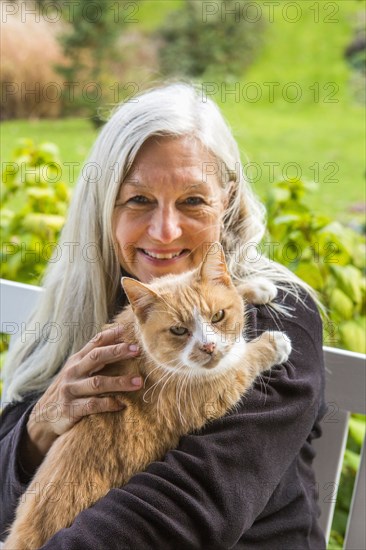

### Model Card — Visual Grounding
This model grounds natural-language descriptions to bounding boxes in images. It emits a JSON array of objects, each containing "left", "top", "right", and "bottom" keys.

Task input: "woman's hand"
[{"left": 23, "top": 327, "right": 141, "bottom": 467}]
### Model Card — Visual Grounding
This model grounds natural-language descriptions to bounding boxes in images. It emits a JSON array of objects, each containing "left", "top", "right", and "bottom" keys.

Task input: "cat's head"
[{"left": 122, "top": 243, "right": 245, "bottom": 375}]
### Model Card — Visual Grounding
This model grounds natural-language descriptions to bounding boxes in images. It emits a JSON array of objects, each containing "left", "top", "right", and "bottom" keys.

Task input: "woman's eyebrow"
[
  {"left": 120, "top": 181, "right": 154, "bottom": 194},
  {"left": 121, "top": 180, "right": 210, "bottom": 191},
  {"left": 122, "top": 179, "right": 146, "bottom": 188},
  {"left": 182, "top": 181, "right": 210, "bottom": 191}
]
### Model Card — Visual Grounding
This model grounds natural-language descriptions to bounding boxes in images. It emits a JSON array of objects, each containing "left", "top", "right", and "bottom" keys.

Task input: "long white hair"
[{"left": 3, "top": 82, "right": 318, "bottom": 402}]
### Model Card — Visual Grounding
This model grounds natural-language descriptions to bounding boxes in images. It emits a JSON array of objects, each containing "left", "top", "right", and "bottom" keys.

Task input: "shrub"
[
  {"left": 53, "top": 0, "right": 140, "bottom": 123},
  {"left": 1, "top": 139, "right": 71, "bottom": 283},
  {"left": 0, "top": 3, "right": 66, "bottom": 120},
  {"left": 265, "top": 178, "right": 366, "bottom": 548},
  {"left": 158, "top": 0, "right": 264, "bottom": 79},
  {"left": 265, "top": 178, "right": 366, "bottom": 353},
  {"left": 1, "top": 146, "right": 365, "bottom": 546}
]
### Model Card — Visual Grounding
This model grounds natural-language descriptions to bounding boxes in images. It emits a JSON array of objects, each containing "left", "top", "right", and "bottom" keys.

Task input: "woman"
[{"left": 1, "top": 83, "right": 326, "bottom": 549}]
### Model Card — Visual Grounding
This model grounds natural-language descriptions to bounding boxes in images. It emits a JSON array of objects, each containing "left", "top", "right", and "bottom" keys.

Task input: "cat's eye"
[
  {"left": 170, "top": 326, "right": 189, "bottom": 336},
  {"left": 211, "top": 310, "right": 225, "bottom": 323}
]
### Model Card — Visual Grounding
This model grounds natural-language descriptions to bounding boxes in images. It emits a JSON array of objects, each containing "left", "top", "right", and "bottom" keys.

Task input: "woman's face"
[{"left": 113, "top": 136, "right": 228, "bottom": 283}]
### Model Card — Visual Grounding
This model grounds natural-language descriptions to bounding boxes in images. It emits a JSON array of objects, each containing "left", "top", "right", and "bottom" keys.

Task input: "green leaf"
[
  {"left": 328, "top": 530, "right": 344, "bottom": 549},
  {"left": 331, "top": 265, "right": 363, "bottom": 305},
  {"left": 272, "top": 214, "right": 300, "bottom": 225},
  {"left": 295, "top": 261, "right": 324, "bottom": 290},
  {"left": 27, "top": 188, "right": 55, "bottom": 200},
  {"left": 339, "top": 321, "right": 366, "bottom": 353},
  {"left": 38, "top": 142, "right": 60, "bottom": 156},
  {"left": 273, "top": 186, "right": 290, "bottom": 203},
  {"left": 343, "top": 448, "right": 360, "bottom": 472},
  {"left": 329, "top": 288, "right": 354, "bottom": 320},
  {"left": 23, "top": 213, "right": 65, "bottom": 234},
  {"left": 348, "top": 416, "right": 366, "bottom": 449}
]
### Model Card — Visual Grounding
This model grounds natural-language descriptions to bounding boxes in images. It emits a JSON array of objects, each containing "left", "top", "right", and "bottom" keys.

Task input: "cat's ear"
[
  {"left": 122, "top": 277, "right": 160, "bottom": 323},
  {"left": 199, "top": 242, "right": 231, "bottom": 287}
]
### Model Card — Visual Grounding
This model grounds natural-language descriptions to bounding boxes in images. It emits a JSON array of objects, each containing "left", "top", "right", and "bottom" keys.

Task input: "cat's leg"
[
  {"left": 236, "top": 278, "right": 277, "bottom": 305},
  {"left": 244, "top": 331, "right": 291, "bottom": 376},
  {"left": 202, "top": 332, "right": 292, "bottom": 422}
]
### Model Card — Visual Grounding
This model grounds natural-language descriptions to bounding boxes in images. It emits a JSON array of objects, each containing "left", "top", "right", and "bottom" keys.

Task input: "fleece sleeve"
[
  {"left": 37, "top": 293, "right": 325, "bottom": 550},
  {"left": 0, "top": 399, "right": 38, "bottom": 539}
]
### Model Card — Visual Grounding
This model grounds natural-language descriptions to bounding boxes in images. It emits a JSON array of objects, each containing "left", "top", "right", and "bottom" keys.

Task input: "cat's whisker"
[
  {"left": 181, "top": 371, "right": 190, "bottom": 418},
  {"left": 156, "top": 363, "right": 186, "bottom": 421},
  {"left": 263, "top": 305, "right": 282, "bottom": 333},
  {"left": 187, "top": 369, "right": 200, "bottom": 421},
  {"left": 184, "top": 370, "right": 195, "bottom": 425},
  {"left": 175, "top": 371, "right": 185, "bottom": 425},
  {"left": 143, "top": 359, "right": 167, "bottom": 380},
  {"left": 176, "top": 368, "right": 192, "bottom": 426},
  {"left": 144, "top": 357, "right": 181, "bottom": 384},
  {"left": 143, "top": 370, "right": 173, "bottom": 403},
  {"left": 142, "top": 361, "right": 176, "bottom": 403},
  {"left": 154, "top": 360, "right": 185, "bottom": 396},
  {"left": 256, "top": 373, "right": 268, "bottom": 402},
  {"left": 143, "top": 356, "right": 185, "bottom": 384}
]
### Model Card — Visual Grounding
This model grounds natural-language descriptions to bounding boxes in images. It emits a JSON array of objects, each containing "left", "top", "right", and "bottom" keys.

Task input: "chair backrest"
[
  {"left": 0, "top": 278, "right": 42, "bottom": 341},
  {"left": 1, "top": 278, "right": 365, "bottom": 546},
  {"left": 313, "top": 346, "right": 366, "bottom": 549}
]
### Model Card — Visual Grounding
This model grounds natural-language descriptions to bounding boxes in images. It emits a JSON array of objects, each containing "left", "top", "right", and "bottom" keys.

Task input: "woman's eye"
[
  {"left": 184, "top": 197, "right": 204, "bottom": 206},
  {"left": 170, "top": 326, "right": 189, "bottom": 336},
  {"left": 212, "top": 310, "right": 225, "bottom": 323},
  {"left": 127, "top": 195, "right": 150, "bottom": 204}
]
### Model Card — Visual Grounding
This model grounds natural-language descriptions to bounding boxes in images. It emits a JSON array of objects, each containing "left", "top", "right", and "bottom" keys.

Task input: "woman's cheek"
[
  {"left": 186, "top": 205, "right": 220, "bottom": 223},
  {"left": 115, "top": 209, "right": 147, "bottom": 238}
]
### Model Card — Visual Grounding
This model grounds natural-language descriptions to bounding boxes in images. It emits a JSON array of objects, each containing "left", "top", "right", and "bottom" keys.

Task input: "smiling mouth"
[{"left": 138, "top": 249, "right": 189, "bottom": 260}]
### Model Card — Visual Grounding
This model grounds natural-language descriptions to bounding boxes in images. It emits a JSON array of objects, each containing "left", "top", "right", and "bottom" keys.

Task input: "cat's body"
[{"left": 4, "top": 245, "right": 291, "bottom": 549}]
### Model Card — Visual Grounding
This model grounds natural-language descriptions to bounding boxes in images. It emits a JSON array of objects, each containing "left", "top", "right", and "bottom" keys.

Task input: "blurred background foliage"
[
  {"left": 158, "top": 0, "right": 264, "bottom": 79},
  {"left": 1, "top": 0, "right": 365, "bottom": 221},
  {"left": 1, "top": 1, "right": 365, "bottom": 548},
  {"left": 1, "top": 140, "right": 70, "bottom": 282},
  {"left": 266, "top": 178, "right": 365, "bottom": 354}
]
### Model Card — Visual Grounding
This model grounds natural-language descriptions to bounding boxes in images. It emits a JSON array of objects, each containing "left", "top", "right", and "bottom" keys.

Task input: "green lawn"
[
  {"left": 207, "top": 0, "right": 365, "bottom": 220},
  {"left": 2, "top": 103, "right": 363, "bottom": 222},
  {"left": 0, "top": 118, "right": 98, "bottom": 169},
  {"left": 226, "top": 103, "right": 365, "bottom": 218},
  {"left": 1, "top": 0, "right": 364, "bottom": 223}
]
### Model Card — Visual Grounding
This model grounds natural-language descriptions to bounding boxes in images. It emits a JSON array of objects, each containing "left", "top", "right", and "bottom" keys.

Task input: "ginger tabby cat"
[{"left": 4, "top": 244, "right": 291, "bottom": 548}]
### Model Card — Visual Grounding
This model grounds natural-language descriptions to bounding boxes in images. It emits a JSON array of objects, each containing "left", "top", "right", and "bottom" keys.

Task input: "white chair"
[
  {"left": 313, "top": 347, "right": 366, "bottom": 549},
  {"left": 1, "top": 278, "right": 365, "bottom": 548},
  {"left": 0, "top": 278, "right": 42, "bottom": 346}
]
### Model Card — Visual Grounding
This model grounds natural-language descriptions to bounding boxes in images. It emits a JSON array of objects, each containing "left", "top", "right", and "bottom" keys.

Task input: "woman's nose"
[{"left": 147, "top": 206, "right": 183, "bottom": 243}]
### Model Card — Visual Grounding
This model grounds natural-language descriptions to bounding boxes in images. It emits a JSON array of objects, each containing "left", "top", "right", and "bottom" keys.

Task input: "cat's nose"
[{"left": 201, "top": 342, "right": 216, "bottom": 355}]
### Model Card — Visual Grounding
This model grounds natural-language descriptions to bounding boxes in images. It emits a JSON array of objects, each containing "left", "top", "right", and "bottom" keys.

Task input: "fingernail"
[
  {"left": 129, "top": 344, "right": 139, "bottom": 352},
  {"left": 131, "top": 376, "right": 142, "bottom": 386}
]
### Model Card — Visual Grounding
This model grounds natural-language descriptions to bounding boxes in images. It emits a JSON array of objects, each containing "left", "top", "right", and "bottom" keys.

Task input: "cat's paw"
[
  {"left": 269, "top": 331, "right": 292, "bottom": 365},
  {"left": 238, "top": 277, "right": 278, "bottom": 305}
]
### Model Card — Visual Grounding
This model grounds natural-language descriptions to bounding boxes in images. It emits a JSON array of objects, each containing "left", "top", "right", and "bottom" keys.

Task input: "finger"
[
  {"left": 73, "top": 395, "right": 127, "bottom": 419},
  {"left": 77, "top": 325, "right": 131, "bottom": 360},
  {"left": 69, "top": 374, "right": 143, "bottom": 398},
  {"left": 74, "top": 342, "right": 140, "bottom": 378}
]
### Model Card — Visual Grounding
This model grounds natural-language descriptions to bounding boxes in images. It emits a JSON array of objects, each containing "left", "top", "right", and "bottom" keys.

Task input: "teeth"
[{"left": 143, "top": 250, "right": 183, "bottom": 259}]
